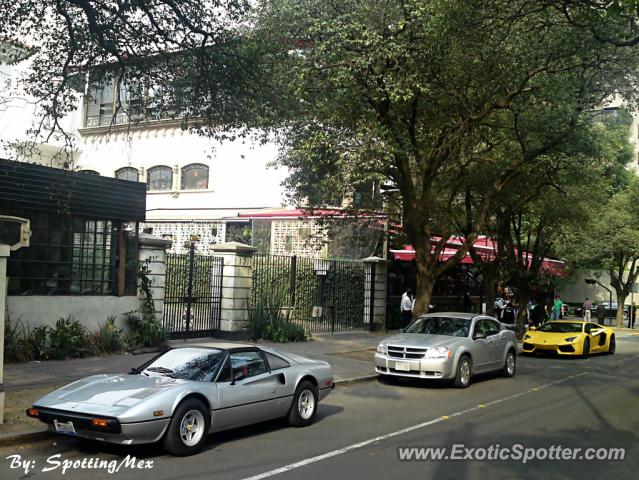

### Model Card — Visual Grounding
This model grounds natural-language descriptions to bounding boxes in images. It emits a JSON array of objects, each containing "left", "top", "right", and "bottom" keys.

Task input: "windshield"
[
  {"left": 404, "top": 317, "right": 471, "bottom": 337},
  {"left": 537, "top": 322, "right": 583, "bottom": 333},
  {"left": 141, "top": 348, "right": 224, "bottom": 381}
]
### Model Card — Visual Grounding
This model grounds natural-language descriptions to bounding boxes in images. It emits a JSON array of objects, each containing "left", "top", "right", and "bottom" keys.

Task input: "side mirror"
[
  {"left": 529, "top": 326, "right": 537, "bottom": 331},
  {"left": 399, "top": 328, "right": 404, "bottom": 333},
  {"left": 473, "top": 332, "right": 487, "bottom": 340},
  {"left": 590, "top": 329, "right": 603, "bottom": 336}
]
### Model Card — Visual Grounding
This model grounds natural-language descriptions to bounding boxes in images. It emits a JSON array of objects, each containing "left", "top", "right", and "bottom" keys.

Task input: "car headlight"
[
  {"left": 376, "top": 344, "right": 387, "bottom": 355},
  {"left": 424, "top": 347, "right": 452, "bottom": 359},
  {"left": 524, "top": 334, "right": 531, "bottom": 340},
  {"left": 564, "top": 336, "right": 577, "bottom": 342}
]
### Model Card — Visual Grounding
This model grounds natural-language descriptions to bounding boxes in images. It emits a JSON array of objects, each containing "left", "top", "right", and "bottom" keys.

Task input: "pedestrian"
[
  {"left": 502, "top": 299, "right": 515, "bottom": 325},
  {"left": 463, "top": 291, "right": 472, "bottom": 312},
  {"left": 530, "top": 299, "right": 543, "bottom": 328},
  {"left": 582, "top": 297, "right": 592, "bottom": 321},
  {"left": 400, "top": 287, "right": 414, "bottom": 328},
  {"left": 550, "top": 295, "right": 563, "bottom": 320},
  {"left": 494, "top": 296, "right": 506, "bottom": 321}
]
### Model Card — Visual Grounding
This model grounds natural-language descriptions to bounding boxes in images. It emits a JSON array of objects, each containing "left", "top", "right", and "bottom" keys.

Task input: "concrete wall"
[
  {"left": 557, "top": 268, "right": 637, "bottom": 306},
  {"left": 6, "top": 296, "right": 139, "bottom": 332}
]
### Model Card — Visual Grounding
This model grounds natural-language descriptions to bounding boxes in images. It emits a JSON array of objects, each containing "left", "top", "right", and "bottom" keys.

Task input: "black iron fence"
[
  {"left": 163, "top": 244, "right": 223, "bottom": 339},
  {"left": 252, "top": 254, "right": 367, "bottom": 333}
]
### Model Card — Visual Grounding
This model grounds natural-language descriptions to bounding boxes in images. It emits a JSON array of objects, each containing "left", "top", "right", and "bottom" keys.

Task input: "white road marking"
[{"left": 241, "top": 372, "right": 589, "bottom": 480}]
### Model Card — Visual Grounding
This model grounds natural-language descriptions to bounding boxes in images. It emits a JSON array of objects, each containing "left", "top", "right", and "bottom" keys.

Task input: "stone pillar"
[
  {"left": 210, "top": 242, "right": 256, "bottom": 339},
  {"left": 0, "top": 244, "right": 9, "bottom": 424},
  {"left": 363, "top": 256, "right": 388, "bottom": 331},
  {"left": 138, "top": 234, "right": 172, "bottom": 320}
]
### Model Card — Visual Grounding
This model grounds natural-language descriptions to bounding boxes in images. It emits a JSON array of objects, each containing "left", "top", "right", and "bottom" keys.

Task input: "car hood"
[
  {"left": 41, "top": 374, "right": 183, "bottom": 407},
  {"left": 380, "top": 333, "right": 466, "bottom": 349}
]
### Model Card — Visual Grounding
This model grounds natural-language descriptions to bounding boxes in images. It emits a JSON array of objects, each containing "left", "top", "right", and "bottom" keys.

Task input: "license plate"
[
  {"left": 54, "top": 419, "right": 76, "bottom": 435},
  {"left": 395, "top": 362, "right": 411, "bottom": 371}
]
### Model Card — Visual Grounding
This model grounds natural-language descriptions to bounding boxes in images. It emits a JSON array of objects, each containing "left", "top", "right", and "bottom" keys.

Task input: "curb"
[
  {"left": 334, "top": 374, "right": 377, "bottom": 385},
  {"left": 0, "top": 427, "right": 51, "bottom": 447}
]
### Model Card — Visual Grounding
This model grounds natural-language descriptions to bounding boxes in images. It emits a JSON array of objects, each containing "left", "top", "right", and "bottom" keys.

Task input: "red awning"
[{"left": 390, "top": 236, "right": 566, "bottom": 276}]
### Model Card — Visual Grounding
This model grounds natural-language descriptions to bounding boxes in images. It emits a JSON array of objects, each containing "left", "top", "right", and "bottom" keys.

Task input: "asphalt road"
[{"left": 2, "top": 334, "right": 639, "bottom": 480}]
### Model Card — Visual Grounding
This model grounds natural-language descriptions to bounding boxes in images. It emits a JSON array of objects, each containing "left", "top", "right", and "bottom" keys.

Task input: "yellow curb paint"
[{"left": 441, "top": 416, "right": 449, "bottom": 420}]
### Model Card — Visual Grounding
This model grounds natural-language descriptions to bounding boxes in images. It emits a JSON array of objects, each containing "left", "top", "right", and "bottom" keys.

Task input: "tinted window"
[
  {"left": 405, "top": 317, "right": 471, "bottom": 337},
  {"left": 537, "top": 322, "right": 583, "bottom": 333},
  {"left": 266, "top": 352, "right": 290, "bottom": 370},
  {"left": 142, "top": 348, "right": 224, "bottom": 382},
  {"left": 218, "top": 351, "right": 268, "bottom": 382},
  {"left": 485, "top": 320, "right": 501, "bottom": 336}
]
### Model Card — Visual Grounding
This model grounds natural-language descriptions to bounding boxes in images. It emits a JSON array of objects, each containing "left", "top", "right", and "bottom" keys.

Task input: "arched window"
[
  {"left": 181, "top": 163, "right": 209, "bottom": 190},
  {"left": 115, "top": 167, "right": 139, "bottom": 182},
  {"left": 147, "top": 166, "right": 173, "bottom": 191}
]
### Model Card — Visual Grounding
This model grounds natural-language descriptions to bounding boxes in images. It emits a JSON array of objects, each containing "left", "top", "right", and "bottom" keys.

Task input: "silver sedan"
[
  {"left": 375, "top": 313, "right": 517, "bottom": 387},
  {"left": 27, "top": 344, "right": 334, "bottom": 456}
]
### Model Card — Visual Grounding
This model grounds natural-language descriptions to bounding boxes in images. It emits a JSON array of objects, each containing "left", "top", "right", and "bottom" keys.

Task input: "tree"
[
  {"left": 565, "top": 179, "right": 639, "bottom": 327},
  {"left": 257, "top": 0, "right": 639, "bottom": 314},
  {"left": 0, "top": 0, "right": 267, "bottom": 151}
]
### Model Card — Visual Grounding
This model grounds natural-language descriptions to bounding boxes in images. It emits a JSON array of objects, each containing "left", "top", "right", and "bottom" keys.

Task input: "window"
[
  {"left": 265, "top": 352, "right": 290, "bottom": 370},
  {"left": 78, "top": 170, "right": 99, "bottom": 175},
  {"left": 85, "top": 79, "right": 115, "bottom": 127},
  {"left": 5, "top": 209, "right": 137, "bottom": 296},
  {"left": 141, "top": 348, "right": 224, "bottom": 382},
  {"left": 147, "top": 166, "right": 173, "bottom": 191},
  {"left": 115, "top": 167, "right": 139, "bottom": 182},
  {"left": 217, "top": 351, "right": 268, "bottom": 383},
  {"left": 181, "top": 163, "right": 209, "bottom": 190}
]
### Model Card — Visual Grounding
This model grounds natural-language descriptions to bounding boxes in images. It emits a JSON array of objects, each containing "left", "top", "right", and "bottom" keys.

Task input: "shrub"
[
  {"left": 26, "top": 325, "right": 49, "bottom": 360},
  {"left": 125, "top": 312, "right": 168, "bottom": 349},
  {"left": 249, "top": 286, "right": 310, "bottom": 343},
  {"left": 48, "top": 316, "right": 88, "bottom": 360},
  {"left": 4, "top": 314, "right": 29, "bottom": 362},
  {"left": 87, "top": 316, "right": 126, "bottom": 354}
]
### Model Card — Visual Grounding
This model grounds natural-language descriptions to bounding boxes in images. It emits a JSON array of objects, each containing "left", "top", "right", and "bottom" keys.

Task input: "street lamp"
[{"left": 585, "top": 278, "right": 613, "bottom": 322}]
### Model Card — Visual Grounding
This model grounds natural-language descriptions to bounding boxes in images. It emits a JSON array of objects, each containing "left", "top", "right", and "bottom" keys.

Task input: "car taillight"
[
  {"left": 26, "top": 408, "right": 39, "bottom": 418},
  {"left": 91, "top": 418, "right": 109, "bottom": 428}
]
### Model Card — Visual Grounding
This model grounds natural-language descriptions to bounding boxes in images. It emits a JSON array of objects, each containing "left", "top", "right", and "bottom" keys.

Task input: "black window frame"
[
  {"left": 115, "top": 167, "right": 139, "bottom": 182},
  {"left": 180, "top": 163, "right": 209, "bottom": 190},
  {"left": 147, "top": 165, "right": 173, "bottom": 191}
]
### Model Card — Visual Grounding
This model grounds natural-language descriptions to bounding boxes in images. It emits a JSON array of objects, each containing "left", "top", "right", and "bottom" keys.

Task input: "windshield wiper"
[{"left": 144, "top": 366, "right": 175, "bottom": 377}]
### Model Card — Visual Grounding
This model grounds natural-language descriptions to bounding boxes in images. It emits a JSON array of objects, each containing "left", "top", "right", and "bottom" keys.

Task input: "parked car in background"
[
  {"left": 375, "top": 313, "right": 517, "bottom": 388},
  {"left": 575, "top": 302, "right": 628, "bottom": 321},
  {"left": 522, "top": 320, "right": 615, "bottom": 357},
  {"left": 27, "top": 345, "right": 334, "bottom": 456}
]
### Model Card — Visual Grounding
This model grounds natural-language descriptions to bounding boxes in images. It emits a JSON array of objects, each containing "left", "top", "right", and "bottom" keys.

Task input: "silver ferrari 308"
[{"left": 27, "top": 344, "right": 334, "bottom": 456}]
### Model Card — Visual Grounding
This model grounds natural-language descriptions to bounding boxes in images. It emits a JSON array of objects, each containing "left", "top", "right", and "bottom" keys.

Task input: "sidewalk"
[{"left": 0, "top": 331, "right": 384, "bottom": 442}]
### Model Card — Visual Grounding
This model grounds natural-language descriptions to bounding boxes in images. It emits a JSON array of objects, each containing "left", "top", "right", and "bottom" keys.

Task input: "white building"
[{"left": 0, "top": 44, "right": 384, "bottom": 260}]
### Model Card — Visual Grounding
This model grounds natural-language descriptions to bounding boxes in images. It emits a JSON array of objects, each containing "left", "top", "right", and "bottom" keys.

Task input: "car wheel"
[
  {"left": 582, "top": 338, "right": 591, "bottom": 358},
  {"left": 288, "top": 380, "right": 318, "bottom": 427},
  {"left": 608, "top": 335, "right": 616, "bottom": 354},
  {"left": 502, "top": 350, "right": 516, "bottom": 378},
  {"left": 163, "top": 398, "right": 210, "bottom": 456},
  {"left": 453, "top": 355, "right": 472, "bottom": 388}
]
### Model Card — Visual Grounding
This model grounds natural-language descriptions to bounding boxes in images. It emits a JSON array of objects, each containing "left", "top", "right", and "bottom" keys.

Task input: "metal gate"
[
  {"left": 252, "top": 254, "right": 366, "bottom": 333},
  {"left": 163, "top": 243, "right": 224, "bottom": 339}
]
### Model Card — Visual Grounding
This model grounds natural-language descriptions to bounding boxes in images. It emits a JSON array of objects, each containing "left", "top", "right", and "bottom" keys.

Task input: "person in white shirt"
[{"left": 400, "top": 288, "right": 414, "bottom": 327}]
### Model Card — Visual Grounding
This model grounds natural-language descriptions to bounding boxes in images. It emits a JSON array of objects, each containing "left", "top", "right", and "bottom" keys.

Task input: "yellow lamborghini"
[{"left": 522, "top": 320, "right": 615, "bottom": 357}]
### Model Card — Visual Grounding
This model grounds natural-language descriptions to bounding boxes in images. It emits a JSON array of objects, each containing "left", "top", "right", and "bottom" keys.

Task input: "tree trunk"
[
  {"left": 515, "top": 289, "right": 531, "bottom": 339},
  {"left": 483, "top": 270, "right": 499, "bottom": 316},
  {"left": 413, "top": 241, "right": 436, "bottom": 317},
  {"left": 616, "top": 293, "right": 628, "bottom": 328}
]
